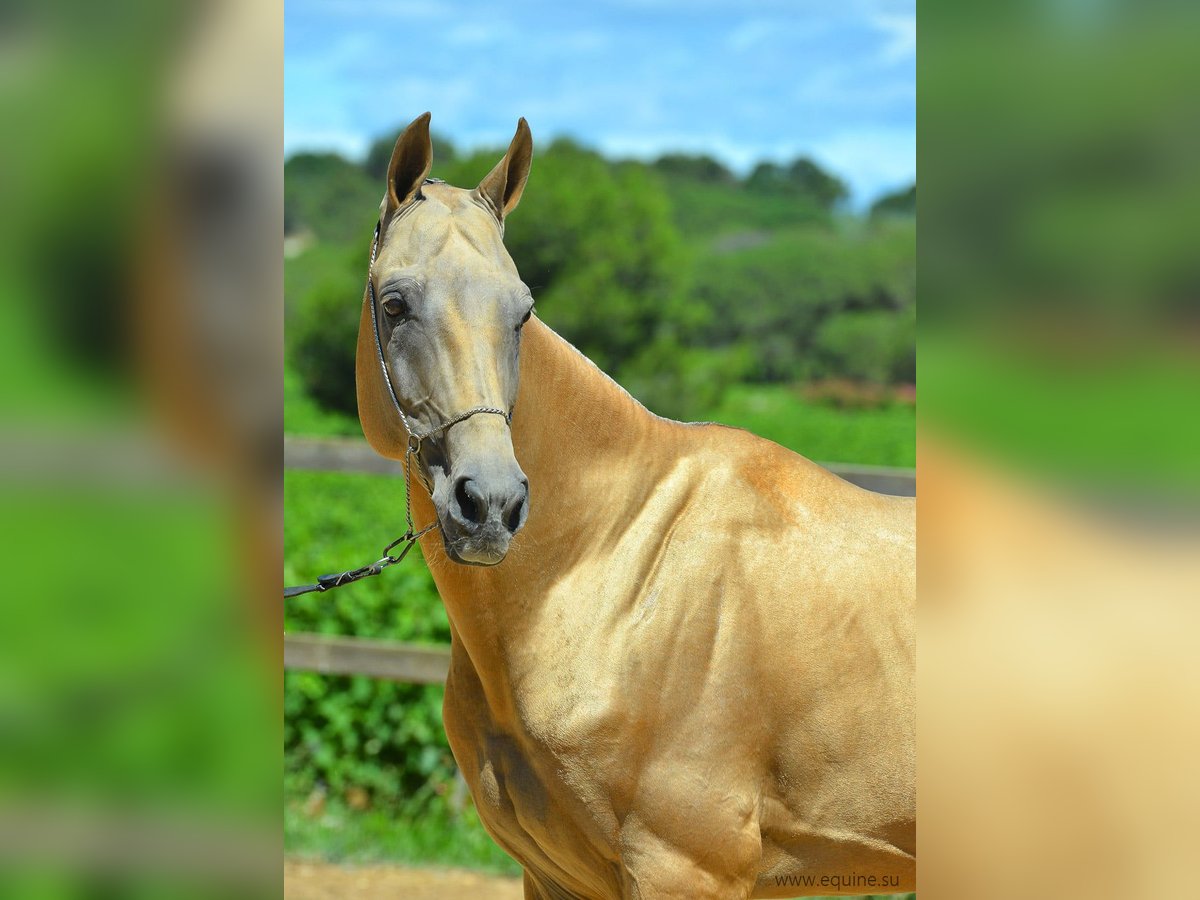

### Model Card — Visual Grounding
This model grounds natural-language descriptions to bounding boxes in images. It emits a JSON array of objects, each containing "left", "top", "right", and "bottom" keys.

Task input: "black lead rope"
[{"left": 283, "top": 526, "right": 436, "bottom": 599}]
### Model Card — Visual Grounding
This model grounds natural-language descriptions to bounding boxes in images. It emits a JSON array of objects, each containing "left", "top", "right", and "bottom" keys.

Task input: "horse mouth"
[{"left": 439, "top": 522, "right": 512, "bottom": 566}]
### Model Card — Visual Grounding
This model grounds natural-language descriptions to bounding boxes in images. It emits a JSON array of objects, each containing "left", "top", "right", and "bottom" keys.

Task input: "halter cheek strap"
[
  {"left": 282, "top": 207, "right": 514, "bottom": 600},
  {"left": 366, "top": 213, "right": 514, "bottom": 540}
]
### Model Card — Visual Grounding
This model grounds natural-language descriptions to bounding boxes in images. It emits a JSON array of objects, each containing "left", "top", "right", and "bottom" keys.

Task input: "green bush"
[
  {"left": 693, "top": 220, "right": 916, "bottom": 384},
  {"left": 284, "top": 470, "right": 454, "bottom": 812},
  {"left": 285, "top": 152, "right": 379, "bottom": 244},
  {"left": 812, "top": 309, "right": 915, "bottom": 385},
  {"left": 622, "top": 339, "right": 753, "bottom": 421},
  {"left": 288, "top": 244, "right": 365, "bottom": 416}
]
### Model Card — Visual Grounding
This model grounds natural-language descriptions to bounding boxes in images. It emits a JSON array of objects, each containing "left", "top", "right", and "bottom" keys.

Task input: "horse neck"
[{"left": 413, "top": 317, "right": 665, "bottom": 695}]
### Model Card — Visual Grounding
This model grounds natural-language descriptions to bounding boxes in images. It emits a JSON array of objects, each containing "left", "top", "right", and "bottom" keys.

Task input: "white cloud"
[
  {"left": 283, "top": 127, "right": 370, "bottom": 160},
  {"left": 870, "top": 12, "right": 916, "bottom": 64}
]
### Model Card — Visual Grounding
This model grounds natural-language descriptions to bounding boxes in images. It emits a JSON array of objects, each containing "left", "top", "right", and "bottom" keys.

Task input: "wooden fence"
[
  {"left": 284, "top": 436, "right": 915, "bottom": 496},
  {"left": 284, "top": 436, "right": 915, "bottom": 682},
  {"left": 284, "top": 632, "right": 449, "bottom": 683}
]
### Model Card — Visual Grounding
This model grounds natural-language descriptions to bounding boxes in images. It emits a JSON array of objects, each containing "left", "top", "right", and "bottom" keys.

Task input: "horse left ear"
[
  {"left": 475, "top": 118, "right": 533, "bottom": 221},
  {"left": 386, "top": 111, "right": 434, "bottom": 214}
]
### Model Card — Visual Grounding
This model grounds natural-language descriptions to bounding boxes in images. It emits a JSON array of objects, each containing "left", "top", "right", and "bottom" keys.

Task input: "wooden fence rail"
[
  {"left": 284, "top": 436, "right": 915, "bottom": 496},
  {"left": 284, "top": 633, "right": 450, "bottom": 684}
]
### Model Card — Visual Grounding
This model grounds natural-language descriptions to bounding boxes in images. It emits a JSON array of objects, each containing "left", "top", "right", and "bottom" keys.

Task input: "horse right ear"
[
  {"left": 386, "top": 112, "right": 433, "bottom": 213},
  {"left": 475, "top": 118, "right": 533, "bottom": 222}
]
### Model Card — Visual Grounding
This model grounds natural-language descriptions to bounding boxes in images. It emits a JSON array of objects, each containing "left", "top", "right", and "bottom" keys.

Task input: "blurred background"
[{"left": 283, "top": 1, "right": 915, "bottom": 896}]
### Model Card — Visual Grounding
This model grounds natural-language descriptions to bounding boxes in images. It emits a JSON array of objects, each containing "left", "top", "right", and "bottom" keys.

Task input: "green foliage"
[
  {"left": 658, "top": 170, "right": 829, "bottom": 236},
  {"left": 285, "top": 360, "right": 363, "bottom": 437},
  {"left": 787, "top": 157, "right": 851, "bottom": 210},
  {"left": 441, "top": 140, "right": 714, "bottom": 418},
  {"left": 287, "top": 243, "right": 365, "bottom": 416},
  {"left": 813, "top": 308, "right": 916, "bottom": 384},
  {"left": 693, "top": 220, "right": 915, "bottom": 384},
  {"left": 707, "top": 384, "right": 916, "bottom": 468},
  {"left": 283, "top": 127, "right": 916, "bottom": 425},
  {"left": 285, "top": 796, "right": 520, "bottom": 874},
  {"left": 508, "top": 144, "right": 696, "bottom": 374},
  {"left": 285, "top": 152, "right": 378, "bottom": 243},
  {"left": 284, "top": 470, "right": 453, "bottom": 811},
  {"left": 622, "top": 339, "right": 753, "bottom": 421},
  {"left": 744, "top": 158, "right": 849, "bottom": 212},
  {"left": 650, "top": 152, "right": 736, "bottom": 184},
  {"left": 745, "top": 158, "right": 850, "bottom": 212},
  {"left": 870, "top": 182, "right": 916, "bottom": 218}
]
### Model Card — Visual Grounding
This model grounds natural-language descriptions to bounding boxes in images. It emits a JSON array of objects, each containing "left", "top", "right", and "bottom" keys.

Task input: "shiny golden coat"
[{"left": 358, "top": 114, "right": 914, "bottom": 899}]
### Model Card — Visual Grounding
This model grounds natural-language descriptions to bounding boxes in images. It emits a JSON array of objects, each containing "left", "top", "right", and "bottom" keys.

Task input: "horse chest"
[{"left": 444, "top": 664, "right": 630, "bottom": 891}]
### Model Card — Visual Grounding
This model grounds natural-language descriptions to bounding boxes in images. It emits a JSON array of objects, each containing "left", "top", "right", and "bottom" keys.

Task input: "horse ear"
[
  {"left": 475, "top": 118, "right": 533, "bottom": 221},
  {"left": 386, "top": 112, "right": 433, "bottom": 212}
]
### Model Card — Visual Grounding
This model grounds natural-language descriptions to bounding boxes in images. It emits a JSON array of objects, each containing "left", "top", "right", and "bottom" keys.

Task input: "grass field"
[
  {"left": 285, "top": 797, "right": 522, "bottom": 876},
  {"left": 285, "top": 358, "right": 915, "bottom": 467},
  {"left": 706, "top": 383, "right": 914, "bottom": 468}
]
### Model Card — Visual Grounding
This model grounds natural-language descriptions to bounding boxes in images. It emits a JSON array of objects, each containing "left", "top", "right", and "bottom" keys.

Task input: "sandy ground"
[{"left": 284, "top": 858, "right": 524, "bottom": 899}]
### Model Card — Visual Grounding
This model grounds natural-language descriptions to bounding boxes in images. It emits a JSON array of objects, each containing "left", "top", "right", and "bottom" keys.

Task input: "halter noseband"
[{"left": 367, "top": 194, "right": 514, "bottom": 539}]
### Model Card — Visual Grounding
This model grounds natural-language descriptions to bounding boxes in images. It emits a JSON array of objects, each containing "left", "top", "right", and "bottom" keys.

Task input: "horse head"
[{"left": 357, "top": 112, "right": 533, "bottom": 566}]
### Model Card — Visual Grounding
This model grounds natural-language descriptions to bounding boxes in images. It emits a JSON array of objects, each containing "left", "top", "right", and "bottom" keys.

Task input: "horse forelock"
[{"left": 378, "top": 182, "right": 507, "bottom": 267}]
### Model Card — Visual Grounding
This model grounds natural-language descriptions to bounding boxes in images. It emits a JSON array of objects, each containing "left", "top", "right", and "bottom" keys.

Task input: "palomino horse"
[{"left": 357, "top": 113, "right": 915, "bottom": 899}]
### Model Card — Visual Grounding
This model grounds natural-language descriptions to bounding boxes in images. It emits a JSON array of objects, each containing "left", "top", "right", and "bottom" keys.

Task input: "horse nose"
[{"left": 451, "top": 475, "right": 529, "bottom": 535}]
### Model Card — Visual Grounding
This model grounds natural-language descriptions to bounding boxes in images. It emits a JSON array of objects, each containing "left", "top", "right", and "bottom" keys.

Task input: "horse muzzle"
[{"left": 436, "top": 468, "right": 529, "bottom": 566}]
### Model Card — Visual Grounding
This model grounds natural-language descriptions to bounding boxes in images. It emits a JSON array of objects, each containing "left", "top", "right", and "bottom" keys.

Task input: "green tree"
[
  {"left": 745, "top": 158, "right": 848, "bottom": 211},
  {"left": 287, "top": 243, "right": 364, "bottom": 416},
  {"left": 744, "top": 161, "right": 792, "bottom": 195},
  {"left": 284, "top": 152, "right": 378, "bottom": 243},
  {"left": 787, "top": 158, "right": 849, "bottom": 211},
  {"left": 692, "top": 219, "right": 915, "bottom": 383},
  {"left": 651, "top": 153, "right": 735, "bottom": 184},
  {"left": 870, "top": 183, "right": 916, "bottom": 218},
  {"left": 812, "top": 308, "right": 915, "bottom": 384}
]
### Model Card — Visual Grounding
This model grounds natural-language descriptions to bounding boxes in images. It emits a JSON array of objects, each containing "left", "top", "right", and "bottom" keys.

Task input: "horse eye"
[
  {"left": 383, "top": 297, "right": 409, "bottom": 319},
  {"left": 518, "top": 307, "right": 533, "bottom": 329}
]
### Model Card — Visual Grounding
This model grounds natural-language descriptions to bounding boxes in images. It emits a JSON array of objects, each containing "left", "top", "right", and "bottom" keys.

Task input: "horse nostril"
[
  {"left": 454, "top": 478, "right": 484, "bottom": 525},
  {"left": 505, "top": 496, "right": 524, "bottom": 534},
  {"left": 505, "top": 484, "right": 528, "bottom": 535}
]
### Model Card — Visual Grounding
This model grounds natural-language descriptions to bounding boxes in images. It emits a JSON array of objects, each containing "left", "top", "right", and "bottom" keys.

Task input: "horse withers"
[{"left": 357, "top": 112, "right": 915, "bottom": 899}]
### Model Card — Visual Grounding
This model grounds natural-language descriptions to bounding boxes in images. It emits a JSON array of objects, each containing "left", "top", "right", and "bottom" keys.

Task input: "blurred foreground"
[
  {"left": 920, "top": 1, "right": 1199, "bottom": 898},
  {"left": 0, "top": 0, "right": 280, "bottom": 895}
]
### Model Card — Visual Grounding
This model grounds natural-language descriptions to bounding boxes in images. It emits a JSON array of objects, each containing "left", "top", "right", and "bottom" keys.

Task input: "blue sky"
[{"left": 285, "top": 0, "right": 914, "bottom": 206}]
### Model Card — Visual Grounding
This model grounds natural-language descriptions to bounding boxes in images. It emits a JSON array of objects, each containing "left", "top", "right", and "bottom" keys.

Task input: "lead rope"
[{"left": 284, "top": 205, "right": 512, "bottom": 599}]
